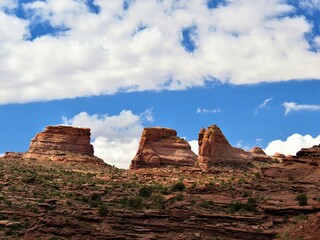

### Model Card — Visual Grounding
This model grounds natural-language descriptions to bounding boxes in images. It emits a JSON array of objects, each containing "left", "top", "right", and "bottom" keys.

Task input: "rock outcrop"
[
  {"left": 23, "top": 126, "right": 104, "bottom": 164},
  {"left": 28, "top": 126, "right": 94, "bottom": 156},
  {"left": 130, "top": 127, "right": 197, "bottom": 169},
  {"left": 250, "top": 147, "right": 266, "bottom": 155},
  {"left": 296, "top": 144, "right": 320, "bottom": 160},
  {"left": 197, "top": 125, "right": 251, "bottom": 169},
  {"left": 197, "top": 125, "right": 272, "bottom": 170}
]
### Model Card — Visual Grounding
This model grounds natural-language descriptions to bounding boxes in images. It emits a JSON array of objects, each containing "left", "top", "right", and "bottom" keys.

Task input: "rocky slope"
[
  {"left": 130, "top": 127, "right": 197, "bottom": 169},
  {"left": 0, "top": 124, "right": 319, "bottom": 239}
]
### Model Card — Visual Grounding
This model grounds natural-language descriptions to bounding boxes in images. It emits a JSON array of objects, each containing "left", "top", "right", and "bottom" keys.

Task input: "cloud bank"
[
  {"left": 0, "top": 0, "right": 319, "bottom": 104},
  {"left": 62, "top": 109, "right": 152, "bottom": 169},
  {"left": 264, "top": 134, "right": 320, "bottom": 156}
]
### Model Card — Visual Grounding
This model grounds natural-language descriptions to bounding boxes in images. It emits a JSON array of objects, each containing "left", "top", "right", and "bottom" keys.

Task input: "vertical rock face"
[
  {"left": 197, "top": 125, "right": 252, "bottom": 170},
  {"left": 130, "top": 127, "right": 197, "bottom": 169},
  {"left": 29, "top": 126, "right": 94, "bottom": 156}
]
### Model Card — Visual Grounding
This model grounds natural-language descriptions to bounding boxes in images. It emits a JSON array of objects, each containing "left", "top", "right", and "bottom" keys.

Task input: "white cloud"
[
  {"left": 188, "top": 140, "right": 198, "bottom": 155},
  {"left": 62, "top": 109, "right": 153, "bottom": 169},
  {"left": 0, "top": 0, "right": 319, "bottom": 104},
  {"left": 0, "top": 153, "right": 4, "bottom": 157},
  {"left": 264, "top": 133, "right": 320, "bottom": 156},
  {"left": 254, "top": 97, "right": 273, "bottom": 115},
  {"left": 298, "top": 0, "right": 320, "bottom": 12},
  {"left": 283, "top": 102, "right": 320, "bottom": 115},
  {"left": 196, "top": 107, "right": 221, "bottom": 114}
]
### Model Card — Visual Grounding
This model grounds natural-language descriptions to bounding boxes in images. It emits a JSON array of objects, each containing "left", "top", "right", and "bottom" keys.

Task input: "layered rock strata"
[
  {"left": 296, "top": 144, "right": 320, "bottom": 160},
  {"left": 197, "top": 125, "right": 272, "bottom": 170},
  {"left": 23, "top": 126, "right": 104, "bottom": 164},
  {"left": 29, "top": 126, "right": 94, "bottom": 156},
  {"left": 130, "top": 127, "right": 197, "bottom": 169}
]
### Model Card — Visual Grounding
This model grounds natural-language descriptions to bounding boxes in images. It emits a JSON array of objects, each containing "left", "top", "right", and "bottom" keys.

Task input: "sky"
[{"left": 0, "top": 0, "right": 319, "bottom": 169}]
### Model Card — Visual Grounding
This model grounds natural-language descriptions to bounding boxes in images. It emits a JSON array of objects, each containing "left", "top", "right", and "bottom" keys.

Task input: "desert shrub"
[
  {"left": 288, "top": 174, "right": 294, "bottom": 181},
  {"left": 152, "top": 194, "right": 165, "bottom": 209},
  {"left": 91, "top": 193, "right": 101, "bottom": 201},
  {"left": 121, "top": 196, "right": 144, "bottom": 209},
  {"left": 198, "top": 201, "right": 210, "bottom": 209},
  {"left": 230, "top": 198, "right": 256, "bottom": 213},
  {"left": 139, "top": 185, "right": 153, "bottom": 198},
  {"left": 175, "top": 194, "right": 184, "bottom": 201},
  {"left": 98, "top": 204, "right": 108, "bottom": 216},
  {"left": 241, "top": 191, "right": 250, "bottom": 197},
  {"left": 295, "top": 193, "right": 308, "bottom": 206},
  {"left": 171, "top": 182, "right": 186, "bottom": 192}
]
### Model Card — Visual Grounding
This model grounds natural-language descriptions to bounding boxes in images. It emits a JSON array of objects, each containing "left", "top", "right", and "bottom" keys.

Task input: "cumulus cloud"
[
  {"left": 298, "top": 0, "right": 320, "bottom": 12},
  {"left": 283, "top": 102, "right": 320, "bottom": 115},
  {"left": 188, "top": 140, "right": 198, "bottom": 155},
  {"left": 62, "top": 109, "right": 153, "bottom": 169},
  {"left": 196, "top": 107, "right": 221, "bottom": 114},
  {"left": 0, "top": 0, "right": 319, "bottom": 104},
  {"left": 264, "top": 133, "right": 320, "bottom": 156},
  {"left": 254, "top": 97, "right": 273, "bottom": 115}
]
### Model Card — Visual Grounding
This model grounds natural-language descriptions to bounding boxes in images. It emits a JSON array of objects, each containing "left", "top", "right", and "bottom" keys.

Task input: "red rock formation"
[
  {"left": 130, "top": 127, "right": 197, "bottom": 169},
  {"left": 29, "top": 126, "right": 94, "bottom": 156},
  {"left": 197, "top": 125, "right": 272, "bottom": 170},
  {"left": 24, "top": 126, "right": 104, "bottom": 164},
  {"left": 250, "top": 147, "right": 266, "bottom": 155},
  {"left": 272, "top": 152, "right": 286, "bottom": 158},
  {"left": 296, "top": 144, "right": 320, "bottom": 160},
  {"left": 197, "top": 125, "right": 251, "bottom": 170}
]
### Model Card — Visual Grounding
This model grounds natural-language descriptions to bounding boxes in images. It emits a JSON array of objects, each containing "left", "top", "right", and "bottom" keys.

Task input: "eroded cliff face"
[
  {"left": 130, "top": 127, "right": 197, "bottom": 169},
  {"left": 197, "top": 125, "right": 272, "bottom": 170},
  {"left": 197, "top": 125, "right": 251, "bottom": 169},
  {"left": 296, "top": 144, "right": 320, "bottom": 160},
  {"left": 28, "top": 126, "right": 94, "bottom": 156},
  {"left": 23, "top": 126, "right": 104, "bottom": 164}
]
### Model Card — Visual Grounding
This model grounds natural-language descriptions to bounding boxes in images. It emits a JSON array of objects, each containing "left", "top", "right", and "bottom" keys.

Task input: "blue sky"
[{"left": 0, "top": 0, "right": 319, "bottom": 168}]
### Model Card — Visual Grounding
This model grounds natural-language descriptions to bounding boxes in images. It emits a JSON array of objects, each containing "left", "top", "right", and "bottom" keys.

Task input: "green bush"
[
  {"left": 91, "top": 193, "right": 101, "bottom": 201},
  {"left": 175, "top": 194, "right": 184, "bottom": 201},
  {"left": 198, "top": 201, "right": 210, "bottom": 209},
  {"left": 295, "top": 193, "right": 308, "bottom": 206},
  {"left": 98, "top": 204, "right": 108, "bottom": 216},
  {"left": 171, "top": 182, "right": 186, "bottom": 192},
  {"left": 121, "top": 196, "right": 144, "bottom": 209},
  {"left": 152, "top": 194, "right": 165, "bottom": 209},
  {"left": 139, "top": 185, "right": 153, "bottom": 198}
]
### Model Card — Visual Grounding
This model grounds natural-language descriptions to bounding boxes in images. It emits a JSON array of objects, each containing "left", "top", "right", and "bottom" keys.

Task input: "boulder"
[{"left": 130, "top": 127, "right": 197, "bottom": 169}]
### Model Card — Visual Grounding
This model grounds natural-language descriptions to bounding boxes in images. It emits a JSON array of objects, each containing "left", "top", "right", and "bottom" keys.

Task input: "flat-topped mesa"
[
  {"left": 197, "top": 125, "right": 271, "bottom": 170},
  {"left": 29, "top": 126, "right": 94, "bottom": 156},
  {"left": 24, "top": 126, "right": 104, "bottom": 164},
  {"left": 130, "top": 127, "right": 197, "bottom": 169}
]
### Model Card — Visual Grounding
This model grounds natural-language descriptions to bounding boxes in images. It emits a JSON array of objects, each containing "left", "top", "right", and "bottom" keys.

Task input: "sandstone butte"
[
  {"left": 197, "top": 124, "right": 272, "bottom": 170},
  {"left": 16, "top": 125, "right": 105, "bottom": 164},
  {"left": 130, "top": 127, "right": 197, "bottom": 169}
]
